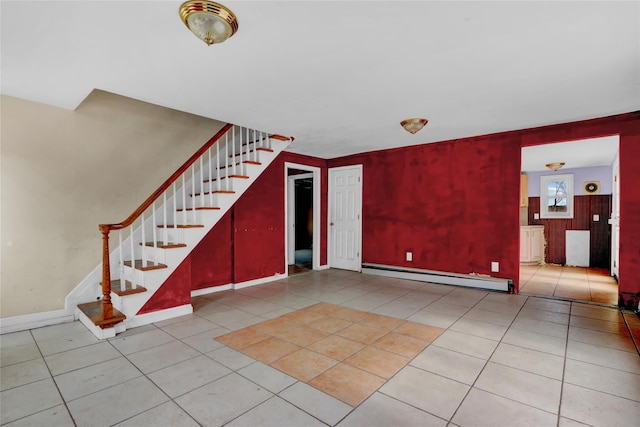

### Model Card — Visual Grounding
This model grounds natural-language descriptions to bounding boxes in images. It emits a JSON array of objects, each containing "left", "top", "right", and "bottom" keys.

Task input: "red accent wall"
[
  {"left": 618, "top": 132, "right": 640, "bottom": 309},
  {"left": 328, "top": 135, "right": 522, "bottom": 286},
  {"left": 138, "top": 151, "right": 328, "bottom": 315},
  {"left": 140, "top": 111, "right": 639, "bottom": 314}
]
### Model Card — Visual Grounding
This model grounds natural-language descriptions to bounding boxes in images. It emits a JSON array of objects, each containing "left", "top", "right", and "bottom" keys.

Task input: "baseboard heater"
[{"left": 362, "top": 263, "right": 512, "bottom": 293}]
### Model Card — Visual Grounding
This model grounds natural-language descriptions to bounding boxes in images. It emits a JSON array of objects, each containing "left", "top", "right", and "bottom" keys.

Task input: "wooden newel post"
[{"left": 99, "top": 225, "right": 113, "bottom": 319}]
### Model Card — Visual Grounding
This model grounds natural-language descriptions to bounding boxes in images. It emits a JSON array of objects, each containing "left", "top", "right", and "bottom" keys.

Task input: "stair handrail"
[{"left": 97, "top": 122, "right": 233, "bottom": 321}]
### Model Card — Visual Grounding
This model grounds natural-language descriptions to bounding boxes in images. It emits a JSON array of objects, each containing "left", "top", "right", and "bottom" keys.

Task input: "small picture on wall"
[{"left": 583, "top": 181, "right": 601, "bottom": 195}]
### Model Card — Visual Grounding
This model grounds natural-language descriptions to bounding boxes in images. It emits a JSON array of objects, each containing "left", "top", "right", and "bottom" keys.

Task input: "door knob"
[{"left": 330, "top": 222, "right": 334, "bottom": 226}]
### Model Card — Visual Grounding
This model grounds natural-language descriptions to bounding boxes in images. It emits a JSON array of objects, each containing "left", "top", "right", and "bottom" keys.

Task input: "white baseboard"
[
  {"left": 191, "top": 284, "right": 233, "bottom": 297},
  {"left": 0, "top": 309, "right": 75, "bottom": 335},
  {"left": 124, "top": 304, "right": 194, "bottom": 329},
  {"left": 316, "top": 264, "right": 330, "bottom": 271},
  {"left": 233, "top": 273, "right": 287, "bottom": 290},
  {"left": 362, "top": 263, "right": 511, "bottom": 292}
]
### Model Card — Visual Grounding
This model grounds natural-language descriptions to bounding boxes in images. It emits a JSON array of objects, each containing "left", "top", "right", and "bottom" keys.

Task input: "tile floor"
[
  {"left": 216, "top": 302, "right": 444, "bottom": 406},
  {"left": 1, "top": 269, "right": 639, "bottom": 426},
  {"left": 520, "top": 264, "right": 618, "bottom": 305}
]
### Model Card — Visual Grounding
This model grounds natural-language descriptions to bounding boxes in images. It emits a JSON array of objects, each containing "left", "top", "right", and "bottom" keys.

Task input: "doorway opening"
[
  {"left": 285, "top": 163, "right": 321, "bottom": 276},
  {"left": 519, "top": 136, "right": 620, "bottom": 305}
]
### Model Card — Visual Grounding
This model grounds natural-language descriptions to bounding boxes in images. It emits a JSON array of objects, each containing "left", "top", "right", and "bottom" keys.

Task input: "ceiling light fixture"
[
  {"left": 179, "top": 1, "right": 238, "bottom": 45},
  {"left": 400, "top": 118, "right": 428, "bottom": 134},
  {"left": 545, "top": 162, "right": 565, "bottom": 171}
]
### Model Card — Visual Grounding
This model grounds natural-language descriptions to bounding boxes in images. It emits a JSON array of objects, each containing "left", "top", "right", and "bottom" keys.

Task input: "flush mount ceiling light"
[
  {"left": 546, "top": 162, "right": 565, "bottom": 171},
  {"left": 400, "top": 118, "right": 428, "bottom": 134},
  {"left": 179, "top": 1, "right": 238, "bottom": 45}
]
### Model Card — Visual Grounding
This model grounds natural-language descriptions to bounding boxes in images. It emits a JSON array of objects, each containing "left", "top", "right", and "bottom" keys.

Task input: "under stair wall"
[{"left": 68, "top": 125, "right": 293, "bottom": 337}]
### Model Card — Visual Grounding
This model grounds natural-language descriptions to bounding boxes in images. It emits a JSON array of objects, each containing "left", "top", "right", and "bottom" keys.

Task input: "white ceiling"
[
  {"left": 521, "top": 135, "right": 619, "bottom": 172},
  {"left": 1, "top": 1, "right": 638, "bottom": 159}
]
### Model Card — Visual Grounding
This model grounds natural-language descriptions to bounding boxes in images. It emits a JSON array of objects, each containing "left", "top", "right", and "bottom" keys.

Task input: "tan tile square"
[
  {"left": 359, "top": 314, "right": 405, "bottom": 331},
  {"left": 279, "top": 310, "right": 326, "bottom": 325},
  {"left": 241, "top": 337, "right": 301, "bottom": 364},
  {"left": 307, "top": 335, "right": 365, "bottom": 360},
  {"left": 394, "top": 322, "right": 444, "bottom": 343},
  {"left": 251, "top": 318, "right": 299, "bottom": 335},
  {"left": 270, "top": 349, "right": 338, "bottom": 382},
  {"left": 309, "top": 363, "right": 385, "bottom": 406},
  {"left": 330, "top": 307, "right": 370, "bottom": 322},
  {"left": 373, "top": 332, "right": 429, "bottom": 358},
  {"left": 345, "top": 346, "right": 410, "bottom": 379},
  {"left": 305, "top": 302, "right": 342, "bottom": 316},
  {"left": 336, "top": 323, "right": 388, "bottom": 345},
  {"left": 307, "top": 316, "right": 352, "bottom": 334},
  {"left": 277, "top": 325, "right": 329, "bottom": 347},
  {"left": 215, "top": 328, "right": 270, "bottom": 350}
]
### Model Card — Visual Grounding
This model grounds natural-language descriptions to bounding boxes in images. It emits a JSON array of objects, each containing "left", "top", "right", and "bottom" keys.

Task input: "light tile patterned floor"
[
  {"left": 1, "top": 269, "right": 639, "bottom": 426},
  {"left": 520, "top": 264, "right": 618, "bottom": 305},
  {"left": 216, "top": 302, "right": 443, "bottom": 406}
]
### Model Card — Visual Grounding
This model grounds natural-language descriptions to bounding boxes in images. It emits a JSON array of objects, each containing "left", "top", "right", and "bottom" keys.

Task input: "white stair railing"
[{"left": 93, "top": 123, "right": 284, "bottom": 324}]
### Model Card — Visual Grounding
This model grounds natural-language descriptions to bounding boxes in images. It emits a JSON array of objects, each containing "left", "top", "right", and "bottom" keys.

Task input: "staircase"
[{"left": 70, "top": 124, "right": 293, "bottom": 339}]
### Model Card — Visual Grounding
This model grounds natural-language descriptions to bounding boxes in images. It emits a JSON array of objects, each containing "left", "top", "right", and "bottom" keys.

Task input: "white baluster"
[
  {"left": 248, "top": 127, "right": 253, "bottom": 163},
  {"left": 191, "top": 165, "right": 196, "bottom": 224},
  {"left": 232, "top": 126, "right": 237, "bottom": 177},
  {"left": 207, "top": 147, "right": 212, "bottom": 206},
  {"left": 129, "top": 224, "right": 135, "bottom": 273},
  {"left": 152, "top": 201, "right": 157, "bottom": 251},
  {"left": 213, "top": 144, "right": 218, "bottom": 205},
  {"left": 225, "top": 130, "right": 229, "bottom": 191},
  {"left": 173, "top": 182, "right": 177, "bottom": 234},
  {"left": 118, "top": 230, "right": 123, "bottom": 292},
  {"left": 182, "top": 175, "right": 187, "bottom": 225},
  {"left": 163, "top": 192, "right": 168, "bottom": 245},
  {"left": 141, "top": 212, "right": 147, "bottom": 268}
]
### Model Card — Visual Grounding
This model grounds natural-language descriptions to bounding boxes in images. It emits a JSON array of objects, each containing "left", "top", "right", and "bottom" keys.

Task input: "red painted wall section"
[
  {"left": 329, "top": 135, "right": 522, "bottom": 287},
  {"left": 618, "top": 131, "right": 640, "bottom": 310},
  {"left": 191, "top": 210, "right": 233, "bottom": 290},
  {"left": 137, "top": 255, "right": 192, "bottom": 314},
  {"left": 233, "top": 157, "right": 286, "bottom": 283},
  {"left": 138, "top": 150, "right": 328, "bottom": 314}
]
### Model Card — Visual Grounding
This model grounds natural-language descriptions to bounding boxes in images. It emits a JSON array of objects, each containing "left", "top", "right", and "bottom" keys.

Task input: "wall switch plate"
[
  {"left": 406, "top": 252, "right": 412, "bottom": 262},
  {"left": 491, "top": 262, "right": 499, "bottom": 272},
  {"left": 534, "top": 213, "right": 540, "bottom": 220},
  {"left": 593, "top": 214, "right": 600, "bottom": 221}
]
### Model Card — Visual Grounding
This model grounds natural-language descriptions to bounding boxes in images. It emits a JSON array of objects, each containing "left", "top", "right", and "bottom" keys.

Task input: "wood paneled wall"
[{"left": 528, "top": 195, "right": 612, "bottom": 268}]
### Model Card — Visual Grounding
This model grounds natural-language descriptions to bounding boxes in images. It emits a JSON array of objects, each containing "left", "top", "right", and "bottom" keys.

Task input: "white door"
[
  {"left": 611, "top": 155, "right": 620, "bottom": 278},
  {"left": 328, "top": 165, "right": 362, "bottom": 271}
]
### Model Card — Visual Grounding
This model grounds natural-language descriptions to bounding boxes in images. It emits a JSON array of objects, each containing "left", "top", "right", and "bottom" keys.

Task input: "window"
[{"left": 540, "top": 174, "right": 574, "bottom": 218}]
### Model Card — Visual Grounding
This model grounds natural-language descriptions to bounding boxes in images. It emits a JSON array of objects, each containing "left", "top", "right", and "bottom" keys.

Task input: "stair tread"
[
  {"left": 190, "top": 190, "right": 236, "bottom": 196},
  {"left": 218, "top": 160, "right": 262, "bottom": 169},
  {"left": 123, "top": 260, "right": 168, "bottom": 270},
  {"left": 229, "top": 148, "right": 274, "bottom": 157},
  {"left": 203, "top": 175, "right": 249, "bottom": 183},
  {"left": 77, "top": 301, "right": 126, "bottom": 328},
  {"left": 110, "top": 280, "right": 148, "bottom": 296},
  {"left": 141, "top": 242, "right": 187, "bottom": 249},
  {"left": 176, "top": 207, "right": 221, "bottom": 211}
]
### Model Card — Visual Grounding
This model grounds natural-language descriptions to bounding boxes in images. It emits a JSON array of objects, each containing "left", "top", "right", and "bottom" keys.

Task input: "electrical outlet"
[
  {"left": 593, "top": 214, "right": 600, "bottom": 221},
  {"left": 534, "top": 213, "right": 540, "bottom": 220},
  {"left": 491, "top": 262, "right": 499, "bottom": 272},
  {"left": 406, "top": 252, "right": 413, "bottom": 262}
]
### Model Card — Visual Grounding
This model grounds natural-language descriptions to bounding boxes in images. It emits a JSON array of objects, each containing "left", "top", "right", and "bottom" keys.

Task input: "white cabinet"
[{"left": 520, "top": 226, "right": 544, "bottom": 264}]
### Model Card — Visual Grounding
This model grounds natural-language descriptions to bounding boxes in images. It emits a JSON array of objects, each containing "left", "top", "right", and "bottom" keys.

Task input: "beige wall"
[{"left": 1, "top": 91, "right": 225, "bottom": 317}]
